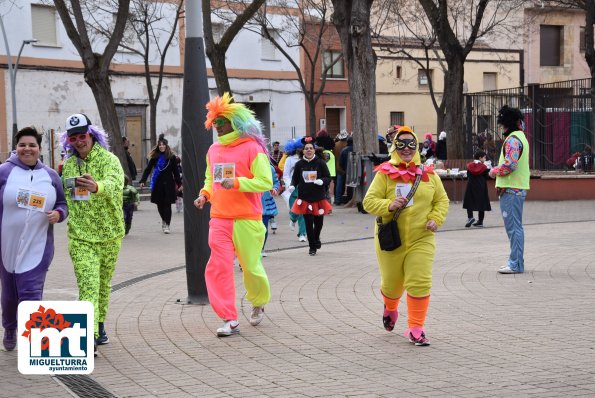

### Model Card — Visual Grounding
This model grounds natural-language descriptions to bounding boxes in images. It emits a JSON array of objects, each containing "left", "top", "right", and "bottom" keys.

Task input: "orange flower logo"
[{"left": 21, "top": 305, "right": 72, "bottom": 350}]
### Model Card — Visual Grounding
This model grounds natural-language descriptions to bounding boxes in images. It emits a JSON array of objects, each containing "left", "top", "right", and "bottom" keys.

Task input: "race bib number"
[
  {"left": 302, "top": 170, "right": 317, "bottom": 183},
  {"left": 16, "top": 188, "right": 47, "bottom": 212},
  {"left": 395, "top": 183, "right": 413, "bottom": 207},
  {"left": 72, "top": 187, "right": 91, "bottom": 201},
  {"left": 213, "top": 163, "right": 235, "bottom": 182}
]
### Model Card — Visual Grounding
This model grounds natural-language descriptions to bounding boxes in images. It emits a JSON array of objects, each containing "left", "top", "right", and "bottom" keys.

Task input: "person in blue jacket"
[{"left": 261, "top": 163, "right": 280, "bottom": 257}]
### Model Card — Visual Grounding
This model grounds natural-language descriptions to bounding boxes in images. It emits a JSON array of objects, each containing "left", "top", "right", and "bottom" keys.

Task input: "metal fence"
[{"left": 464, "top": 78, "right": 594, "bottom": 170}]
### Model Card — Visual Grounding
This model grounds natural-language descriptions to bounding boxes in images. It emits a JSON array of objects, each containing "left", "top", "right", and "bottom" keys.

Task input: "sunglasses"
[
  {"left": 395, "top": 138, "right": 418, "bottom": 150},
  {"left": 213, "top": 118, "right": 228, "bottom": 127},
  {"left": 67, "top": 132, "right": 89, "bottom": 144}
]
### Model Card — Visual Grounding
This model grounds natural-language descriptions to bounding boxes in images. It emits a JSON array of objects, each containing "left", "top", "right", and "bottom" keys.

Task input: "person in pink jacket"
[{"left": 194, "top": 93, "right": 273, "bottom": 337}]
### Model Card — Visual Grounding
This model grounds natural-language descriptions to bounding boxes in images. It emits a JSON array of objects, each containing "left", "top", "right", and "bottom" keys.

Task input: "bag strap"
[{"left": 376, "top": 167, "right": 424, "bottom": 225}]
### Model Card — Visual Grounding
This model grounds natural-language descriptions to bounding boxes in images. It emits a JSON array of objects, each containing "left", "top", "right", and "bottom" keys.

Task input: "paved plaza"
[{"left": 1, "top": 198, "right": 595, "bottom": 397}]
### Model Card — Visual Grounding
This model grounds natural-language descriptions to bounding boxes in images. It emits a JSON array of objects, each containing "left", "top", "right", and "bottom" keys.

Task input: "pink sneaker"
[
  {"left": 407, "top": 329, "right": 430, "bottom": 346},
  {"left": 382, "top": 306, "right": 398, "bottom": 331}
]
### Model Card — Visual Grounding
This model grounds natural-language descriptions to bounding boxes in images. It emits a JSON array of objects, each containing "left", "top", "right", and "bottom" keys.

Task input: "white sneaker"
[
  {"left": 270, "top": 220, "right": 278, "bottom": 230},
  {"left": 289, "top": 221, "right": 296, "bottom": 231},
  {"left": 163, "top": 225, "right": 170, "bottom": 234},
  {"left": 261, "top": 251, "right": 268, "bottom": 257},
  {"left": 216, "top": 320, "right": 240, "bottom": 337},
  {"left": 249, "top": 306, "right": 265, "bottom": 326},
  {"left": 298, "top": 235, "right": 306, "bottom": 242},
  {"left": 498, "top": 266, "right": 521, "bottom": 274}
]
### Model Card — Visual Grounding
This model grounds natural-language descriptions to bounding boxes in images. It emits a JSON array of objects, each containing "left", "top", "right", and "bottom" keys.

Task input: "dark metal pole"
[{"left": 182, "top": 0, "right": 211, "bottom": 304}]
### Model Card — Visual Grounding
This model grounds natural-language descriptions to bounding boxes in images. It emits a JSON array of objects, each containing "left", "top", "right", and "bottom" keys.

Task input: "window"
[
  {"left": 395, "top": 65, "right": 402, "bottom": 79},
  {"left": 418, "top": 69, "right": 432, "bottom": 86},
  {"left": 390, "top": 112, "right": 404, "bottom": 126},
  {"left": 261, "top": 28, "right": 280, "bottom": 60},
  {"left": 31, "top": 4, "right": 57, "bottom": 46},
  {"left": 322, "top": 51, "right": 345, "bottom": 78},
  {"left": 483, "top": 72, "right": 497, "bottom": 91},
  {"left": 540, "top": 25, "right": 563, "bottom": 66},
  {"left": 579, "top": 26, "right": 592, "bottom": 53}
]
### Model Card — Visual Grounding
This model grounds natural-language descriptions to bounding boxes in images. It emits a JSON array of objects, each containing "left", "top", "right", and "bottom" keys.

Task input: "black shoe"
[
  {"left": 97, "top": 322, "right": 109, "bottom": 345},
  {"left": 3, "top": 328, "right": 16, "bottom": 351},
  {"left": 309, "top": 248, "right": 317, "bottom": 256},
  {"left": 473, "top": 222, "right": 484, "bottom": 227},
  {"left": 465, "top": 217, "right": 475, "bottom": 228},
  {"left": 315, "top": 240, "right": 321, "bottom": 249}
]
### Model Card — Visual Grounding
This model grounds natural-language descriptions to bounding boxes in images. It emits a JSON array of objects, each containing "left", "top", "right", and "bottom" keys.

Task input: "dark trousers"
[
  {"left": 467, "top": 209, "right": 485, "bottom": 223},
  {"left": 262, "top": 214, "right": 272, "bottom": 249},
  {"left": 303, "top": 214, "right": 324, "bottom": 249},
  {"left": 1, "top": 265, "right": 47, "bottom": 330},
  {"left": 123, "top": 203, "right": 135, "bottom": 234},
  {"left": 335, "top": 174, "right": 345, "bottom": 205},
  {"left": 157, "top": 202, "right": 172, "bottom": 224}
]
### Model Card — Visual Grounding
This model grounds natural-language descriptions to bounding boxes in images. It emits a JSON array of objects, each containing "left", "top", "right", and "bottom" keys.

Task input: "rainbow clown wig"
[{"left": 205, "top": 92, "right": 268, "bottom": 152}]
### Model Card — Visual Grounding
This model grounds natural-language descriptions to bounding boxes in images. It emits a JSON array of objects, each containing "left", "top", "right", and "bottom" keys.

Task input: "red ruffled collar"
[{"left": 373, "top": 162, "right": 434, "bottom": 183}]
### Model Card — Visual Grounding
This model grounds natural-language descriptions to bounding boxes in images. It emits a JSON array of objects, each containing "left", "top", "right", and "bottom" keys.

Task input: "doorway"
[
  {"left": 325, "top": 107, "right": 346, "bottom": 137},
  {"left": 245, "top": 102, "right": 271, "bottom": 140},
  {"left": 125, "top": 115, "right": 142, "bottom": 173}
]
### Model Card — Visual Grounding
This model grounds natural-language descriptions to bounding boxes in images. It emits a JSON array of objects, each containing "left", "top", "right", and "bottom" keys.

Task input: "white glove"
[
  {"left": 287, "top": 185, "right": 295, "bottom": 193},
  {"left": 313, "top": 179, "right": 323, "bottom": 186}
]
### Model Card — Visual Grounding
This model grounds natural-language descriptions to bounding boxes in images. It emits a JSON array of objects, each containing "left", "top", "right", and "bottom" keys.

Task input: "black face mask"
[{"left": 395, "top": 138, "right": 417, "bottom": 150}]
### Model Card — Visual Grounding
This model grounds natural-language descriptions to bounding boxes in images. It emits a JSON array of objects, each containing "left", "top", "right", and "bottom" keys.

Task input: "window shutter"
[
  {"left": 31, "top": 5, "right": 57, "bottom": 46},
  {"left": 261, "top": 29, "right": 278, "bottom": 60}
]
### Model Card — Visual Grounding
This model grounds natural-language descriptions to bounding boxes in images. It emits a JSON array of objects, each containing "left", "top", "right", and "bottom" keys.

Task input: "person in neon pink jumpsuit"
[{"left": 194, "top": 93, "right": 273, "bottom": 337}]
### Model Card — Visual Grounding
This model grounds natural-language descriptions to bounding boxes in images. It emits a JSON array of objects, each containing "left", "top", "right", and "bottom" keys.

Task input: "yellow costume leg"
[{"left": 233, "top": 219, "right": 271, "bottom": 307}]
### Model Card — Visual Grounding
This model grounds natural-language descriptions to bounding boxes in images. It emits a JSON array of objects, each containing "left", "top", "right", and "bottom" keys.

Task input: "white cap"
[{"left": 65, "top": 114, "right": 92, "bottom": 136}]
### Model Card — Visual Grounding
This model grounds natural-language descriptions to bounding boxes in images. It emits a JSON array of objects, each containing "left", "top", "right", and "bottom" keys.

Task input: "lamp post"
[
  {"left": 10, "top": 39, "right": 38, "bottom": 141},
  {"left": 181, "top": 0, "right": 211, "bottom": 304},
  {"left": 0, "top": 16, "right": 37, "bottom": 147}
]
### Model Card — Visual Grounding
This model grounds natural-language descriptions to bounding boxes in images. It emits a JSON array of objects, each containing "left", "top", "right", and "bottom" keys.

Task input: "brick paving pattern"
[{"left": 1, "top": 199, "right": 594, "bottom": 397}]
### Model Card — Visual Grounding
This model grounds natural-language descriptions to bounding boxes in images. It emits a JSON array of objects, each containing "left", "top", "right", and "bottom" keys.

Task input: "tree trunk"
[
  {"left": 149, "top": 98, "right": 157, "bottom": 148},
  {"left": 84, "top": 68, "right": 127, "bottom": 171},
  {"left": 331, "top": 0, "right": 378, "bottom": 154},
  {"left": 208, "top": 47, "right": 233, "bottom": 96},
  {"left": 436, "top": 106, "right": 445, "bottom": 134},
  {"left": 307, "top": 96, "right": 317, "bottom": 136},
  {"left": 443, "top": 58, "right": 465, "bottom": 159}
]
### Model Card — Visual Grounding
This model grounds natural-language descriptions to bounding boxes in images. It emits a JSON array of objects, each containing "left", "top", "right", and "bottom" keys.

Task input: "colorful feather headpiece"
[{"left": 205, "top": 92, "right": 267, "bottom": 152}]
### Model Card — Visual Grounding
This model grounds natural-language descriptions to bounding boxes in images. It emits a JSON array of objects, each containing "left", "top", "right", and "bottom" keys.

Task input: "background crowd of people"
[{"left": 0, "top": 102, "right": 536, "bottom": 355}]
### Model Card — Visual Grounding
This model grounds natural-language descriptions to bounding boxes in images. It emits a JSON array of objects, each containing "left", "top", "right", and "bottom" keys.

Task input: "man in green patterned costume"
[{"left": 61, "top": 114, "right": 125, "bottom": 356}]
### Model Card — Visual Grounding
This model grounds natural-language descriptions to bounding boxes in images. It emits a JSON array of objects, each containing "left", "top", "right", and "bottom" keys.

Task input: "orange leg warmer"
[{"left": 407, "top": 294, "right": 430, "bottom": 330}]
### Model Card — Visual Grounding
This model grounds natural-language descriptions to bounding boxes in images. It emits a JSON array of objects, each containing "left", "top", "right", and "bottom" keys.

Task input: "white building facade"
[{"left": 0, "top": 2, "right": 305, "bottom": 171}]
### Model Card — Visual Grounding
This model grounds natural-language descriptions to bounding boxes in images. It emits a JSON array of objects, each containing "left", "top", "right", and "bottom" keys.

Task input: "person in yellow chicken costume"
[{"left": 363, "top": 126, "right": 449, "bottom": 346}]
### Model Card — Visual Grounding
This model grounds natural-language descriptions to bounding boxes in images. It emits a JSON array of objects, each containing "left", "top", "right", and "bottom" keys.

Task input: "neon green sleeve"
[
  {"left": 200, "top": 156, "right": 213, "bottom": 199},
  {"left": 237, "top": 153, "right": 273, "bottom": 193}
]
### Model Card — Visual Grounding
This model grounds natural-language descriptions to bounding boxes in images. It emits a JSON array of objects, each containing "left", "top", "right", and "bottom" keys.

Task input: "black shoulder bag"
[{"left": 376, "top": 171, "right": 423, "bottom": 251}]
